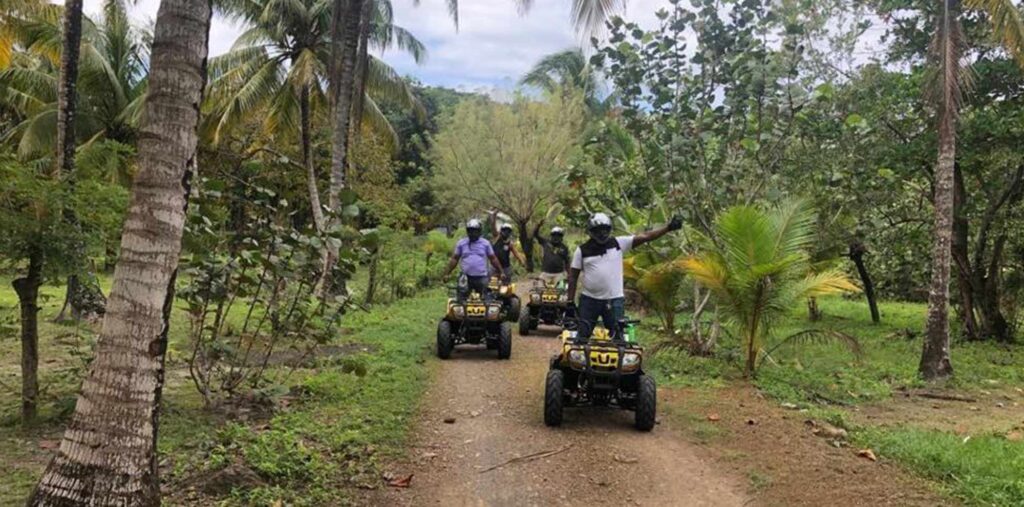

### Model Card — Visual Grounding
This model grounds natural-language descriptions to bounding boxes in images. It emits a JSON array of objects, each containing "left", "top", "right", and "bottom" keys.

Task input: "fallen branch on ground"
[
  {"left": 915, "top": 392, "right": 977, "bottom": 403},
  {"left": 478, "top": 444, "right": 573, "bottom": 473}
]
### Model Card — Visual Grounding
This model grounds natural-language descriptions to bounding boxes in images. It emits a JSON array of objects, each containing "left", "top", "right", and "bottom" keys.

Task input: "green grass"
[
  {"left": 0, "top": 273, "right": 440, "bottom": 505},
  {"left": 854, "top": 427, "right": 1024, "bottom": 506}
]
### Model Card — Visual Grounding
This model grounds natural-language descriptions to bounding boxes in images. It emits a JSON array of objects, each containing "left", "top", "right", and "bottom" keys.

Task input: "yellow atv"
[
  {"left": 543, "top": 318, "right": 655, "bottom": 431},
  {"left": 488, "top": 275, "right": 521, "bottom": 322},
  {"left": 519, "top": 278, "right": 568, "bottom": 336},
  {"left": 437, "top": 282, "right": 512, "bottom": 360}
]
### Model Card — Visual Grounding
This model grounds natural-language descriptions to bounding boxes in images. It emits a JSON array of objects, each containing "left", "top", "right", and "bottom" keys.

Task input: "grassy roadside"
[
  {"left": 645, "top": 296, "right": 1024, "bottom": 506},
  {"left": 0, "top": 275, "right": 440, "bottom": 505}
]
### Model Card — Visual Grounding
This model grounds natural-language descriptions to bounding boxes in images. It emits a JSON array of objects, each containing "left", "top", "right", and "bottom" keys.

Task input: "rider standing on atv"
[
  {"left": 488, "top": 212, "right": 525, "bottom": 280},
  {"left": 534, "top": 226, "right": 570, "bottom": 286},
  {"left": 567, "top": 213, "right": 682, "bottom": 343},
  {"left": 442, "top": 219, "right": 505, "bottom": 297}
]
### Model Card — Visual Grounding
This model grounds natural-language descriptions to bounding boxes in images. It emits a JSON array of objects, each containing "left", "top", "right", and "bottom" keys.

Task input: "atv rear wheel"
[
  {"left": 507, "top": 296, "right": 521, "bottom": 322},
  {"left": 635, "top": 374, "right": 657, "bottom": 431},
  {"left": 497, "top": 322, "right": 512, "bottom": 359},
  {"left": 436, "top": 320, "right": 454, "bottom": 359},
  {"left": 518, "top": 310, "right": 531, "bottom": 336},
  {"left": 544, "top": 369, "right": 564, "bottom": 427}
]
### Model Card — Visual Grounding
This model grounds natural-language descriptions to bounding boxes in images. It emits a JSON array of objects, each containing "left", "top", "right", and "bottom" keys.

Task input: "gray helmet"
[
  {"left": 499, "top": 223, "right": 513, "bottom": 232},
  {"left": 550, "top": 226, "right": 564, "bottom": 235},
  {"left": 466, "top": 219, "right": 482, "bottom": 230},
  {"left": 587, "top": 213, "right": 612, "bottom": 230}
]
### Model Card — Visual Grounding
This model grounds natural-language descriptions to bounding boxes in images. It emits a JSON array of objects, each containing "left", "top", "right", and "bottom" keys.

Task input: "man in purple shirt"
[{"left": 442, "top": 219, "right": 504, "bottom": 298}]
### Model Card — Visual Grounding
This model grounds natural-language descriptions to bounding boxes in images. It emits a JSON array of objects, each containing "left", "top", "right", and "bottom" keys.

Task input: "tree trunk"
[
  {"left": 978, "top": 234, "right": 1010, "bottom": 341},
  {"left": 301, "top": 85, "right": 326, "bottom": 232},
  {"left": 28, "top": 0, "right": 212, "bottom": 503},
  {"left": 848, "top": 240, "right": 880, "bottom": 324},
  {"left": 516, "top": 220, "right": 535, "bottom": 272},
  {"left": 807, "top": 297, "right": 821, "bottom": 321},
  {"left": 920, "top": 0, "right": 958, "bottom": 381},
  {"left": 52, "top": 0, "right": 107, "bottom": 323},
  {"left": 951, "top": 163, "right": 978, "bottom": 339},
  {"left": 320, "top": 0, "right": 364, "bottom": 294},
  {"left": 364, "top": 246, "right": 379, "bottom": 305},
  {"left": 349, "top": 0, "right": 373, "bottom": 140},
  {"left": 13, "top": 248, "right": 43, "bottom": 427}
]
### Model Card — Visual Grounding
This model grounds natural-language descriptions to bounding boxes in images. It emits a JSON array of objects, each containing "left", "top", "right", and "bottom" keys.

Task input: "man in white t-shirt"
[{"left": 567, "top": 212, "right": 681, "bottom": 342}]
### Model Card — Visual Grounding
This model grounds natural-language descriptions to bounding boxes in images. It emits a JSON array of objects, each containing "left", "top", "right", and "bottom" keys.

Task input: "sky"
[{"left": 73, "top": 0, "right": 673, "bottom": 95}]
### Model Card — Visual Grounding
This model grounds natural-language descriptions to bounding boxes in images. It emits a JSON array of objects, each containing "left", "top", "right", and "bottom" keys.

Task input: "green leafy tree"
[
  {"left": 430, "top": 92, "right": 585, "bottom": 271},
  {"left": 682, "top": 202, "right": 861, "bottom": 377}
]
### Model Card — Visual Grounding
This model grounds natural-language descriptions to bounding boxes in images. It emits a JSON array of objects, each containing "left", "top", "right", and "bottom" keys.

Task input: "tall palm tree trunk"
[
  {"left": 349, "top": 0, "right": 373, "bottom": 141},
  {"left": 920, "top": 0, "right": 959, "bottom": 381},
  {"left": 54, "top": 0, "right": 107, "bottom": 324},
  {"left": 28, "top": 0, "right": 212, "bottom": 503},
  {"left": 321, "top": 0, "right": 364, "bottom": 294},
  {"left": 301, "top": 85, "right": 326, "bottom": 232}
]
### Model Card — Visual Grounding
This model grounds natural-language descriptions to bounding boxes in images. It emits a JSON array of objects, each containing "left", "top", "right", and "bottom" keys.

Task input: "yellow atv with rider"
[
  {"left": 488, "top": 275, "right": 521, "bottom": 322},
  {"left": 544, "top": 317, "right": 655, "bottom": 431},
  {"left": 437, "top": 276, "right": 512, "bottom": 359},
  {"left": 519, "top": 278, "right": 569, "bottom": 335}
]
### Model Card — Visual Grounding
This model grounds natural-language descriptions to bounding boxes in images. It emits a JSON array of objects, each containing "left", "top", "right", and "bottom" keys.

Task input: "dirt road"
[{"left": 368, "top": 321, "right": 749, "bottom": 507}]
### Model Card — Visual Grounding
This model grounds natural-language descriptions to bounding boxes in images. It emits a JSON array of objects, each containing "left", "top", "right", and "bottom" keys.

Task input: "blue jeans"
[{"left": 576, "top": 295, "right": 625, "bottom": 342}]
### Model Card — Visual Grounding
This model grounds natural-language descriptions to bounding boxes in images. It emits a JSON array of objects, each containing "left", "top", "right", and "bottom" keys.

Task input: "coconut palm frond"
[
  {"left": 360, "top": 95, "right": 399, "bottom": 151},
  {"left": 14, "top": 108, "right": 57, "bottom": 159},
  {"left": 927, "top": 0, "right": 972, "bottom": 117},
  {"left": 366, "top": 56, "right": 424, "bottom": 118},
  {"left": 210, "top": 57, "right": 284, "bottom": 144},
  {"left": 966, "top": 0, "right": 1024, "bottom": 68},
  {"left": 759, "top": 329, "right": 863, "bottom": 368},
  {"left": 570, "top": 0, "right": 623, "bottom": 39},
  {"left": 375, "top": 24, "right": 427, "bottom": 63}
]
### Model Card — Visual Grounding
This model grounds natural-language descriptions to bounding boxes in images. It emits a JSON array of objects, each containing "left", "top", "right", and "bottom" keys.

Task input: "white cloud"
[{"left": 64, "top": 0, "right": 675, "bottom": 89}]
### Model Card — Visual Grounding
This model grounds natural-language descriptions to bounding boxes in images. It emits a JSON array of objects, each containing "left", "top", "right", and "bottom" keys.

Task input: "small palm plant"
[{"left": 682, "top": 201, "right": 861, "bottom": 377}]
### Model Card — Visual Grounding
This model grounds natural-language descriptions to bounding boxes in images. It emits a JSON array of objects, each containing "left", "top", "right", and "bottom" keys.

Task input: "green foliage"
[
  {"left": 856, "top": 427, "right": 1024, "bottom": 506},
  {"left": 682, "top": 201, "right": 860, "bottom": 376}
]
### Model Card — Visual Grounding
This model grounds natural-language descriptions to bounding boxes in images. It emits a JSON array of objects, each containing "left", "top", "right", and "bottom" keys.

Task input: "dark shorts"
[{"left": 459, "top": 275, "right": 490, "bottom": 300}]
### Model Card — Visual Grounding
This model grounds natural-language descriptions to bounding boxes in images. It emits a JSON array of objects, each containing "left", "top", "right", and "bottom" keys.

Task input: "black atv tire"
[
  {"left": 518, "top": 310, "right": 531, "bottom": 336},
  {"left": 635, "top": 374, "right": 657, "bottom": 431},
  {"left": 507, "top": 296, "right": 521, "bottom": 322},
  {"left": 544, "top": 369, "right": 564, "bottom": 427},
  {"left": 436, "top": 320, "right": 454, "bottom": 359},
  {"left": 497, "top": 322, "right": 512, "bottom": 359}
]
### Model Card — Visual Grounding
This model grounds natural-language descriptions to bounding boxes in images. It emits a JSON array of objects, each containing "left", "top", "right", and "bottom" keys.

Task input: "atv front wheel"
[
  {"left": 518, "top": 310, "right": 531, "bottom": 336},
  {"left": 544, "top": 369, "right": 564, "bottom": 427},
  {"left": 497, "top": 322, "right": 512, "bottom": 359},
  {"left": 436, "top": 320, "right": 454, "bottom": 359},
  {"left": 507, "top": 296, "right": 521, "bottom": 322},
  {"left": 635, "top": 374, "right": 657, "bottom": 431}
]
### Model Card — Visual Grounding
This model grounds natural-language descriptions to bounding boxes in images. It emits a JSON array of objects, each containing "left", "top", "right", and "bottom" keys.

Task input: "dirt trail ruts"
[{"left": 366, "top": 313, "right": 749, "bottom": 506}]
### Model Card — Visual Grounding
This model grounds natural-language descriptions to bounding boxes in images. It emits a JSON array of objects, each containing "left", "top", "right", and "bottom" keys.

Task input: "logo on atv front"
[
  {"left": 466, "top": 305, "right": 486, "bottom": 316},
  {"left": 590, "top": 352, "right": 617, "bottom": 366}
]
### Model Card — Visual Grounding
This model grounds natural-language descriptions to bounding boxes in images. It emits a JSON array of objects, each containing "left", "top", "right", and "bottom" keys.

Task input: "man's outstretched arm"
[{"left": 632, "top": 216, "right": 683, "bottom": 248}]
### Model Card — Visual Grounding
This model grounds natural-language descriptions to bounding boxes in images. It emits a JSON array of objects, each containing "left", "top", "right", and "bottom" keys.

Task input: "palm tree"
[
  {"left": 919, "top": 0, "right": 1024, "bottom": 381},
  {"left": 682, "top": 202, "right": 860, "bottom": 377},
  {"left": 208, "top": 0, "right": 424, "bottom": 233},
  {"left": 520, "top": 48, "right": 601, "bottom": 108},
  {"left": 1, "top": 0, "right": 148, "bottom": 159},
  {"left": 27, "top": 0, "right": 212, "bottom": 502}
]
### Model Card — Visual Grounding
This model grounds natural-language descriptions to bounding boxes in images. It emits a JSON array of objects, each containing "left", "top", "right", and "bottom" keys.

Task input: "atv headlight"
[
  {"left": 559, "top": 293, "right": 569, "bottom": 303},
  {"left": 452, "top": 305, "right": 464, "bottom": 318},
  {"left": 621, "top": 352, "right": 641, "bottom": 372},
  {"left": 530, "top": 293, "right": 541, "bottom": 303},
  {"left": 487, "top": 305, "right": 500, "bottom": 319},
  {"left": 499, "top": 286, "right": 509, "bottom": 295},
  {"left": 568, "top": 349, "right": 586, "bottom": 368}
]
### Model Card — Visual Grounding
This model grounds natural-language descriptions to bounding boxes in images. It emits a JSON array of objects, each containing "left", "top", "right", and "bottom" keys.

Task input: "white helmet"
[
  {"left": 550, "top": 226, "right": 564, "bottom": 235},
  {"left": 587, "top": 213, "right": 612, "bottom": 230},
  {"left": 466, "top": 219, "right": 482, "bottom": 230},
  {"left": 499, "top": 223, "right": 513, "bottom": 232}
]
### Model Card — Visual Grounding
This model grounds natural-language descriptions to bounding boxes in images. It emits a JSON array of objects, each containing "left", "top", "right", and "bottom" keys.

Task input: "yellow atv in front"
[
  {"left": 544, "top": 318, "right": 655, "bottom": 431},
  {"left": 437, "top": 279, "right": 512, "bottom": 360},
  {"left": 488, "top": 275, "right": 521, "bottom": 322}
]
